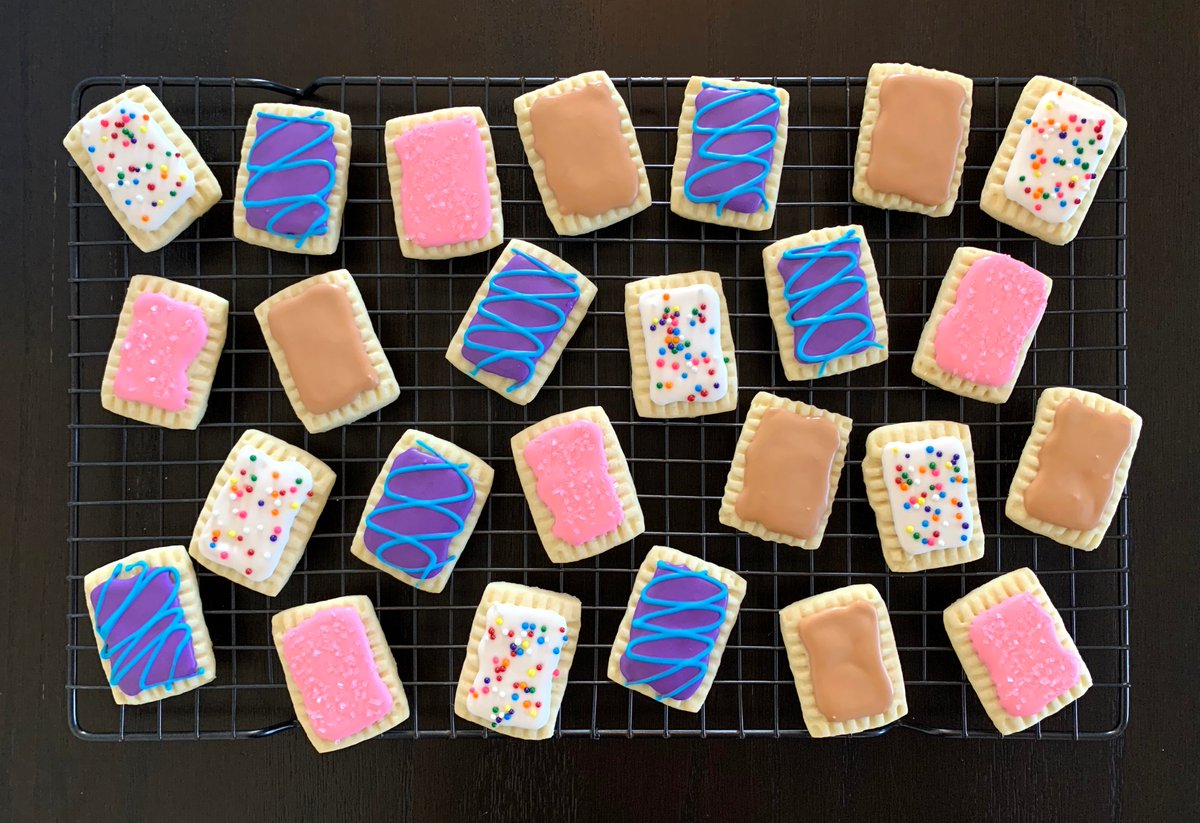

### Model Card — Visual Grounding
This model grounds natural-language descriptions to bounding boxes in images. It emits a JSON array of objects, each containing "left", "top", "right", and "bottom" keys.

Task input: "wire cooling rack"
[{"left": 66, "top": 75, "right": 1129, "bottom": 741}]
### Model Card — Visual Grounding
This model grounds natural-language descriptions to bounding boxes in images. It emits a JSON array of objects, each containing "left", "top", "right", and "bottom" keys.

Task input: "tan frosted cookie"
[
  {"left": 63, "top": 85, "right": 221, "bottom": 252},
  {"left": 255, "top": 269, "right": 399, "bottom": 433},
  {"left": 83, "top": 545, "right": 216, "bottom": 706},
  {"left": 762, "top": 225, "right": 889, "bottom": 381},
  {"left": 453, "top": 582, "right": 581, "bottom": 740},
  {"left": 944, "top": 567, "right": 1091, "bottom": 735},
  {"left": 99, "top": 274, "right": 228, "bottom": 430},
  {"left": 853, "top": 63, "right": 973, "bottom": 217},
  {"left": 350, "top": 430, "right": 494, "bottom": 593},
  {"left": 189, "top": 429, "right": 336, "bottom": 596},
  {"left": 446, "top": 240, "right": 597, "bottom": 405},
  {"left": 511, "top": 406, "right": 644, "bottom": 563},
  {"left": 606, "top": 545, "right": 746, "bottom": 713},
  {"left": 514, "top": 70, "right": 653, "bottom": 235},
  {"left": 384, "top": 106, "right": 504, "bottom": 259},
  {"left": 780, "top": 584, "right": 907, "bottom": 737},
  {"left": 272, "top": 595, "right": 409, "bottom": 752},
  {"left": 719, "top": 391, "right": 851, "bottom": 550},
  {"left": 912, "top": 248, "right": 1052, "bottom": 404},
  {"left": 669, "top": 76, "right": 789, "bottom": 231},
  {"left": 625, "top": 270, "right": 738, "bottom": 418},
  {"left": 980, "top": 76, "right": 1127, "bottom": 245},
  {"left": 1006, "top": 387, "right": 1141, "bottom": 550},
  {"left": 233, "top": 102, "right": 352, "bottom": 255},
  {"left": 863, "top": 420, "right": 985, "bottom": 573}
]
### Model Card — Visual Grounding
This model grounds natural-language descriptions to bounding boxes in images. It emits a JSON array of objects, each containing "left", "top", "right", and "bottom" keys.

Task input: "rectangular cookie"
[
  {"left": 83, "top": 545, "right": 216, "bottom": 705},
  {"left": 1006, "top": 387, "right": 1141, "bottom": 550},
  {"left": 272, "top": 595, "right": 410, "bottom": 752},
  {"left": 912, "top": 248, "right": 1052, "bottom": 404},
  {"left": 255, "top": 269, "right": 399, "bottom": 433},
  {"left": 863, "top": 420, "right": 985, "bottom": 572},
  {"left": 514, "top": 70, "right": 653, "bottom": 235},
  {"left": 780, "top": 584, "right": 907, "bottom": 737},
  {"left": 453, "top": 582, "right": 581, "bottom": 740},
  {"left": 446, "top": 240, "right": 597, "bottom": 405},
  {"left": 625, "top": 270, "right": 738, "bottom": 418},
  {"left": 669, "top": 76, "right": 789, "bottom": 231},
  {"left": 718, "top": 391, "right": 852, "bottom": 550},
  {"left": 62, "top": 85, "right": 221, "bottom": 252},
  {"left": 853, "top": 63, "right": 973, "bottom": 217},
  {"left": 189, "top": 429, "right": 336, "bottom": 596},
  {"left": 350, "top": 430, "right": 494, "bottom": 593},
  {"left": 100, "top": 274, "right": 228, "bottom": 430},
  {"left": 384, "top": 106, "right": 504, "bottom": 259},
  {"left": 606, "top": 545, "right": 746, "bottom": 713},
  {"left": 233, "top": 102, "right": 352, "bottom": 255},
  {"left": 762, "top": 225, "right": 889, "bottom": 381},
  {"left": 980, "top": 76, "right": 1127, "bottom": 245},
  {"left": 943, "top": 567, "right": 1091, "bottom": 735}
]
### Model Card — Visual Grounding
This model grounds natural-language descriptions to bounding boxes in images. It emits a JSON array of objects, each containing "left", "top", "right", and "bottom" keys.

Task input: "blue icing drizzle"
[
  {"left": 683, "top": 82, "right": 781, "bottom": 216},
  {"left": 243, "top": 111, "right": 336, "bottom": 248}
]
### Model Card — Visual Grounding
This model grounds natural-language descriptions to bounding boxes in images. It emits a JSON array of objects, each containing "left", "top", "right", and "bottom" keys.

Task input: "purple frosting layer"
[
  {"left": 245, "top": 114, "right": 337, "bottom": 236},
  {"left": 779, "top": 238, "right": 876, "bottom": 360},
  {"left": 684, "top": 85, "right": 779, "bottom": 214}
]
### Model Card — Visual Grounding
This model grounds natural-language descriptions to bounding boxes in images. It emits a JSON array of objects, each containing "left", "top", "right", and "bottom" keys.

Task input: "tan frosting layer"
[
  {"left": 866, "top": 74, "right": 965, "bottom": 206},
  {"left": 798, "top": 600, "right": 893, "bottom": 722}
]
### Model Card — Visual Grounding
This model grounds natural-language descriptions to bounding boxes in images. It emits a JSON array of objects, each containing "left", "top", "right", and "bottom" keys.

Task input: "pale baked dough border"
[
  {"left": 100, "top": 274, "right": 229, "bottom": 430},
  {"left": 624, "top": 270, "right": 739, "bottom": 418},
  {"left": 514, "top": 70, "right": 653, "bottom": 236},
  {"left": 63, "top": 85, "right": 222, "bottom": 253},
  {"left": 779, "top": 583, "right": 908, "bottom": 737},
  {"left": 605, "top": 546, "right": 747, "bottom": 713},
  {"left": 349, "top": 430, "right": 494, "bottom": 593},
  {"left": 718, "top": 391, "right": 852, "bottom": 550},
  {"left": 510, "top": 406, "right": 645, "bottom": 563},
  {"left": 83, "top": 545, "right": 216, "bottom": 706},
  {"left": 979, "top": 76, "right": 1127, "bottom": 246},
  {"left": 188, "top": 429, "right": 336, "bottom": 596},
  {"left": 669, "top": 77, "right": 790, "bottom": 231},
  {"left": 852, "top": 63, "right": 973, "bottom": 218},
  {"left": 863, "top": 420, "right": 986, "bottom": 572},
  {"left": 445, "top": 240, "right": 597, "bottom": 406},
  {"left": 1005, "top": 387, "right": 1141, "bottom": 550},
  {"left": 911, "top": 247, "right": 1052, "bottom": 404},
  {"left": 943, "top": 567, "right": 1092, "bottom": 735},
  {"left": 232, "top": 102, "right": 352, "bottom": 256},
  {"left": 271, "top": 595, "right": 410, "bottom": 752},
  {"left": 383, "top": 106, "right": 504, "bottom": 259},
  {"left": 453, "top": 582, "right": 582, "bottom": 740},
  {"left": 254, "top": 269, "right": 399, "bottom": 433},
  {"left": 762, "top": 225, "right": 889, "bottom": 381}
]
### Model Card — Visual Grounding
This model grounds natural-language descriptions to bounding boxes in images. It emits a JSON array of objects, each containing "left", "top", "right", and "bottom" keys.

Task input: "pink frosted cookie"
[
  {"left": 511, "top": 406, "right": 644, "bottom": 563},
  {"left": 912, "top": 248, "right": 1052, "bottom": 403},
  {"left": 272, "top": 596, "right": 409, "bottom": 752},
  {"left": 384, "top": 106, "right": 503, "bottom": 259},
  {"left": 944, "top": 567, "right": 1091, "bottom": 735}
]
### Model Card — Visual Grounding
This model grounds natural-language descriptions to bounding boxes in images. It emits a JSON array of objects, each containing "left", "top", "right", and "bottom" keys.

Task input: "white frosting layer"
[
  {"left": 637, "top": 283, "right": 729, "bottom": 406},
  {"left": 881, "top": 436, "right": 974, "bottom": 556}
]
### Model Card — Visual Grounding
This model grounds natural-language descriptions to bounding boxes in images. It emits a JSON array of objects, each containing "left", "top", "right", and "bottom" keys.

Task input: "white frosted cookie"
[
  {"left": 100, "top": 274, "right": 228, "bottom": 430},
  {"left": 189, "top": 429, "right": 336, "bottom": 596},
  {"left": 233, "top": 102, "right": 352, "bottom": 255},
  {"left": 453, "top": 582, "right": 581, "bottom": 740},
  {"left": 669, "top": 76, "right": 789, "bottom": 230},
  {"left": 514, "top": 70, "right": 653, "bottom": 235},
  {"left": 384, "top": 106, "right": 503, "bottom": 259},
  {"left": 445, "top": 240, "right": 597, "bottom": 405},
  {"left": 63, "top": 85, "right": 221, "bottom": 252},
  {"left": 624, "top": 270, "right": 738, "bottom": 418},
  {"left": 254, "top": 269, "right": 399, "bottom": 434},
  {"left": 980, "top": 76, "right": 1127, "bottom": 245}
]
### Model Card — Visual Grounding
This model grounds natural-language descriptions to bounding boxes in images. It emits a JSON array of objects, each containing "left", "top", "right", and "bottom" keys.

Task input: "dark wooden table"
[{"left": 4, "top": 1, "right": 1198, "bottom": 820}]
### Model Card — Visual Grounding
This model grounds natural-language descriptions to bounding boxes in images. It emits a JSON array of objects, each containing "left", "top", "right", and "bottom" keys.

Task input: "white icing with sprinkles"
[{"left": 882, "top": 436, "right": 973, "bottom": 556}]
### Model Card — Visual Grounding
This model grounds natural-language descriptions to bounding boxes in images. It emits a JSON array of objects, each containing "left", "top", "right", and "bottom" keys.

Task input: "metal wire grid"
[{"left": 66, "top": 75, "right": 1128, "bottom": 741}]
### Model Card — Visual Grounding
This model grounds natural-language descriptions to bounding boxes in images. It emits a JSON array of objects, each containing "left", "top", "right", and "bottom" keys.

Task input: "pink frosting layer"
[
  {"left": 524, "top": 420, "right": 623, "bottom": 546},
  {"left": 113, "top": 291, "right": 207, "bottom": 411},
  {"left": 282, "top": 606, "right": 393, "bottom": 743},
  {"left": 394, "top": 115, "right": 492, "bottom": 248},
  {"left": 968, "top": 592, "right": 1081, "bottom": 718},
  {"left": 933, "top": 254, "right": 1048, "bottom": 387}
]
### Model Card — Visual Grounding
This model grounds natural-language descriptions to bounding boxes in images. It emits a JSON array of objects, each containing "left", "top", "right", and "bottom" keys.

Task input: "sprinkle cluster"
[
  {"left": 466, "top": 605, "right": 568, "bottom": 731},
  {"left": 639, "top": 284, "right": 729, "bottom": 405},
  {"left": 884, "top": 438, "right": 973, "bottom": 554}
]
